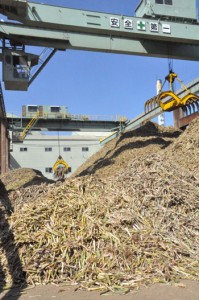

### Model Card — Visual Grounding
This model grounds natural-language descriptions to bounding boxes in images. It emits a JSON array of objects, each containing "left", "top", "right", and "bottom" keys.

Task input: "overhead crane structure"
[
  {"left": 0, "top": 0, "right": 199, "bottom": 90},
  {"left": 7, "top": 113, "right": 127, "bottom": 142},
  {"left": 0, "top": 1, "right": 198, "bottom": 164},
  {"left": 0, "top": 0, "right": 199, "bottom": 176}
]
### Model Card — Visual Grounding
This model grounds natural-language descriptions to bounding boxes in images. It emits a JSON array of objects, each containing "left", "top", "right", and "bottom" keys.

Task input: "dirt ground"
[{"left": 0, "top": 280, "right": 199, "bottom": 300}]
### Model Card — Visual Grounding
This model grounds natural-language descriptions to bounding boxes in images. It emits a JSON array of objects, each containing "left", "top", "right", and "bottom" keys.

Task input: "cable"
[
  {"left": 57, "top": 131, "right": 61, "bottom": 156},
  {"left": 168, "top": 57, "right": 173, "bottom": 73}
]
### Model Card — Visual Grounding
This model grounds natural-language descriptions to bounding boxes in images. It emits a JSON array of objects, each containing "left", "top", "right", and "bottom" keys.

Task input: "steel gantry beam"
[
  {"left": 0, "top": 0, "right": 199, "bottom": 90},
  {"left": 1, "top": 0, "right": 199, "bottom": 59},
  {"left": 0, "top": 1, "right": 199, "bottom": 90},
  {"left": 6, "top": 116, "right": 126, "bottom": 139}
]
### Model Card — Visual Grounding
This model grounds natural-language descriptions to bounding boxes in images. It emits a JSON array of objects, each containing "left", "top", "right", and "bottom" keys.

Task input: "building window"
[
  {"left": 82, "top": 147, "right": 89, "bottom": 152},
  {"left": 45, "top": 147, "right": 52, "bottom": 152},
  {"left": 27, "top": 105, "right": 38, "bottom": 113},
  {"left": 164, "top": 0, "right": 173, "bottom": 5},
  {"left": 155, "top": 0, "right": 172, "bottom": 4},
  {"left": 63, "top": 147, "right": 71, "bottom": 152},
  {"left": 45, "top": 167, "right": 53, "bottom": 173},
  {"left": 20, "top": 147, "right": 28, "bottom": 152},
  {"left": 50, "top": 106, "right": 60, "bottom": 113},
  {"left": 165, "top": 0, "right": 172, "bottom": 4}
]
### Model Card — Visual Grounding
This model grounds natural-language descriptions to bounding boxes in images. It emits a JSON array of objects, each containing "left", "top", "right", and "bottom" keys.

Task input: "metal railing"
[{"left": 12, "top": 111, "right": 128, "bottom": 122}]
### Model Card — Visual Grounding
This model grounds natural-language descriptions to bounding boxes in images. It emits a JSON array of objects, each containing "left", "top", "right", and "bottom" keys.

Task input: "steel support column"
[
  {"left": 0, "top": 81, "right": 9, "bottom": 174},
  {"left": 0, "top": 120, "right": 8, "bottom": 173},
  {"left": 173, "top": 108, "right": 185, "bottom": 129}
]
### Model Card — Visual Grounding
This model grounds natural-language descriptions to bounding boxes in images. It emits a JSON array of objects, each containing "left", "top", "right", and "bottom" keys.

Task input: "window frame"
[
  {"left": 63, "top": 147, "right": 71, "bottom": 152},
  {"left": 155, "top": 0, "right": 172, "bottom": 4},
  {"left": 50, "top": 106, "right": 60, "bottom": 113},
  {"left": 165, "top": 0, "right": 172, "bottom": 5},
  {"left": 45, "top": 147, "right": 52, "bottom": 152},
  {"left": 20, "top": 147, "right": 28, "bottom": 152},
  {"left": 45, "top": 167, "right": 53, "bottom": 173},
  {"left": 27, "top": 105, "right": 38, "bottom": 113},
  {"left": 82, "top": 147, "right": 89, "bottom": 152}
]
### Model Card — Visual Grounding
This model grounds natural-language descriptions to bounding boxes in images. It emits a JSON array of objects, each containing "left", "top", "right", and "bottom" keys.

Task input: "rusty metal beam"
[
  {"left": 178, "top": 112, "right": 199, "bottom": 129},
  {"left": 173, "top": 105, "right": 199, "bottom": 129},
  {"left": 173, "top": 108, "right": 185, "bottom": 129}
]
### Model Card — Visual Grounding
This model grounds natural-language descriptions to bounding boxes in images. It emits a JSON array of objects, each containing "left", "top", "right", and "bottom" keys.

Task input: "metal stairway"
[{"left": 20, "top": 111, "right": 40, "bottom": 140}]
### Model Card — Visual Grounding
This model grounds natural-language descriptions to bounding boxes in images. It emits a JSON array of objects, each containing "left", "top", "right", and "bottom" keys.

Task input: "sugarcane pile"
[
  {"left": 0, "top": 168, "right": 53, "bottom": 192},
  {"left": 72, "top": 121, "right": 182, "bottom": 179},
  {"left": 164, "top": 117, "right": 199, "bottom": 177},
  {"left": 0, "top": 120, "right": 199, "bottom": 292}
]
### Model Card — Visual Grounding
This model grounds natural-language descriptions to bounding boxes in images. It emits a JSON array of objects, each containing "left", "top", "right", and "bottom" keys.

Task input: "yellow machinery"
[
  {"left": 53, "top": 155, "right": 70, "bottom": 179},
  {"left": 19, "top": 111, "right": 40, "bottom": 140},
  {"left": 145, "top": 71, "right": 199, "bottom": 113}
]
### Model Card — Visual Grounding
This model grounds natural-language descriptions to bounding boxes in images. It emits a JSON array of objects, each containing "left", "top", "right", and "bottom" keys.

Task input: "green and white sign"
[{"left": 137, "top": 20, "right": 146, "bottom": 31}]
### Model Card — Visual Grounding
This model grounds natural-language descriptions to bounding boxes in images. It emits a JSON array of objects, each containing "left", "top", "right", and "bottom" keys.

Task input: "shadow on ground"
[{"left": 0, "top": 179, "right": 27, "bottom": 300}]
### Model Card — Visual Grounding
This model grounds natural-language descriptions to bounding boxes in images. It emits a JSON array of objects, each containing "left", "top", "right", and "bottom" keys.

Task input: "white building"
[{"left": 10, "top": 132, "right": 104, "bottom": 180}]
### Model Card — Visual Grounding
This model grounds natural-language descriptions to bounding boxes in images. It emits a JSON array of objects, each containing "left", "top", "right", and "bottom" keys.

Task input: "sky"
[{"left": 2, "top": 0, "right": 199, "bottom": 126}]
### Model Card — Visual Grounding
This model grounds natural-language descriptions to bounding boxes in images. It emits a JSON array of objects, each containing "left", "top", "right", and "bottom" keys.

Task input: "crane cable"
[
  {"left": 168, "top": 57, "right": 174, "bottom": 91},
  {"left": 168, "top": 57, "right": 190, "bottom": 93},
  {"left": 57, "top": 130, "right": 61, "bottom": 156},
  {"left": 168, "top": 57, "right": 173, "bottom": 74}
]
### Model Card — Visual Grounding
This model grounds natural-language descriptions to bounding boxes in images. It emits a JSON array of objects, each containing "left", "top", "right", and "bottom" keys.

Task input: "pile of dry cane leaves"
[
  {"left": 0, "top": 168, "right": 53, "bottom": 192},
  {"left": 72, "top": 121, "right": 182, "bottom": 179},
  {"left": 0, "top": 120, "right": 198, "bottom": 293},
  {"left": 164, "top": 117, "right": 199, "bottom": 177}
]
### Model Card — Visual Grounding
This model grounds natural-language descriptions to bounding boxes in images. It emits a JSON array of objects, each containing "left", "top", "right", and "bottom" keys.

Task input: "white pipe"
[{"left": 156, "top": 79, "right": 165, "bottom": 126}]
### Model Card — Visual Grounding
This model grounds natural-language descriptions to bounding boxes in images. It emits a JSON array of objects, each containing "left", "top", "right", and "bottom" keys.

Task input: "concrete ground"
[{"left": 0, "top": 280, "right": 199, "bottom": 300}]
